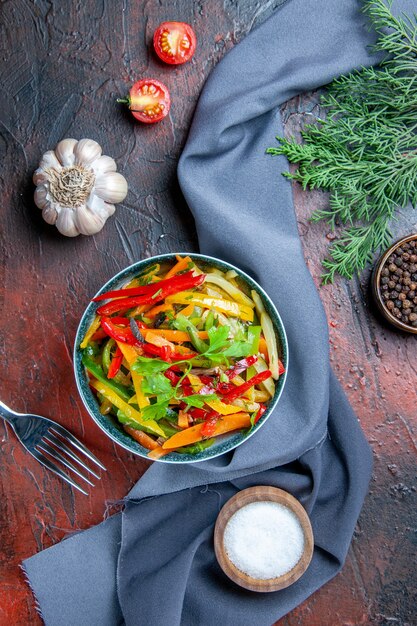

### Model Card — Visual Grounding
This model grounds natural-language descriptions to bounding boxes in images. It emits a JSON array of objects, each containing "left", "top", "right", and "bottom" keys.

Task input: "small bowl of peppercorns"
[{"left": 372, "top": 233, "right": 417, "bottom": 334}]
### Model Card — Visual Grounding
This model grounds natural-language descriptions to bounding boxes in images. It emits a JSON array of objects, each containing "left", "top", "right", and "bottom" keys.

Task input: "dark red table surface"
[{"left": 0, "top": 2, "right": 415, "bottom": 625}]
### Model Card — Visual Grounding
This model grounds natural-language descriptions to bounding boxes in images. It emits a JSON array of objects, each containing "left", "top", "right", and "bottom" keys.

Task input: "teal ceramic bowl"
[{"left": 74, "top": 253, "right": 288, "bottom": 463}]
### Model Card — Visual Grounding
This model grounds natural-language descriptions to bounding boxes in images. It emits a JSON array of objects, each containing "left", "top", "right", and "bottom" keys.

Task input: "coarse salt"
[{"left": 223, "top": 501, "right": 305, "bottom": 580}]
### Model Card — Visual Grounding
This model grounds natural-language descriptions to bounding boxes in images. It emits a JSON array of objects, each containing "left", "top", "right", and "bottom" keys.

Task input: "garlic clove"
[
  {"left": 39, "top": 150, "right": 62, "bottom": 171},
  {"left": 34, "top": 185, "right": 49, "bottom": 209},
  {"left": 94, "top": 172, "right": 128, "bottom": 203},
  {"left": 91, "top": 155, "right": 117, "bottom": 176},
  {"left": 33, "top": 168, "right": 50, "bottom": 185},
  {"left": 56, "top": 207, "right": 79, "bottom": 237},
  {"left": 42, "top": 205, "right": 58, "bottom": 225},
  {"left": 105, "top": 202, "right": 116, "bottom": 216},
  {"left": 74, "top": 139, "right": 102, "bottom": 167},
  {"left": 86, "top": 193, "right": 112, "bottom": 220},
  {"left": 74, "top": 204, "right": 106, "bottom": 236},
  {"left": 55, "top": 138, "right": 78, "bottom": 166}
]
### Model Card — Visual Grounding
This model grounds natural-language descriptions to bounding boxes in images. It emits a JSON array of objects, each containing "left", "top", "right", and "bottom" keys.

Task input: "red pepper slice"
[
  {"left": 164, "top": 369, "right": 181, "bottom": 385},
  {"left": 186, "top": 406, "right": 210, "bottom": 420},
  {"left": 278, "top": 360, "right": 285, "bottom": 375},
  {"left": 225, "top": 355, "right": 258, "bottom": 380},
  {"left": 93, "top": 271, "right": 203, "bottom": 301},
  {"left": 107, "top": 346, "right": 123, "bottom": 379},
  {"left": 216, "top": 382, "right": 235, "bottom": 395},
  {"left": 141, "top": 343, "right": 196, "bottom": 363},
  {"left": 97, "top": 271, "right": 205, "bottom": 315},
  {"left": 142, "top": 343, "right": 172, "bottom": 362},
  {"left": 222, "top": 370, "right": 272, "bottom": 403},
  {"left": 254, "top": 403, "right": 267, "bottom": 424},
  {"left": 201, "top": 415, "right": 220, "bottom": 437},
  {"left": 110, "top": 316, "right": 131, "bottom": 326},
  {"left": 90, "top": 328, "right": 107, "bottom": 342},
  {"left": 199, "top": 374, "right": 213, "bottom": 385},
  {"left": 101, "top": 316, "right": 142, "bottom": 346}
]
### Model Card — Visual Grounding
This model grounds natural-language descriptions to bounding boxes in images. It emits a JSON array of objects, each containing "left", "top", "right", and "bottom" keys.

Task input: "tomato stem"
[{"left": 116, "top": 98, "right": 130, "bottom": 104}]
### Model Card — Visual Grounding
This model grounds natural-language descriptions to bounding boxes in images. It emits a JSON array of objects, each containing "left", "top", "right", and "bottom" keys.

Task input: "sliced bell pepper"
[
  {"left": 200, "top": 416, "right": 219, "bottom": 437},
  {"left": 162, "top": 412, "right": 251, "bottom": 449},
  {"left": 164, "top": 369, "right": 181, "bottom": 386},
  {"left": 144, "top": 330, "right": 176, "bottom": 349},
  {"left": 147, "top": 446, "right": 173, "bottom": 460},
  {"left": 95, "top": 272, "right": 205, "bottom": 315},
  {"left": 165, "top": 292, "right": 254, "bottom": 322},
  {"left": 164, "top": 255, "right": 193, "bottom": 279},
  {"left": 107, "top": 346, "right": 123, "bottom": 379},
  {"left": 89, "top": 378, "right": 165, "bottom": 437},
  {"left": 116, "top": 342, "right": 150, "bottom": 409},
  {"left": 82, "top": 352, "right": 131, "bottom": 402},
  {"left": 177, "top": 303, "right": 195, "bottom": 317},
  {"left": 205, "top": 399, "right": 243, "bottom": 415},
  {"left": 101, "top": 316, "right": 143, "bottom": 346},
  {"left": 247, "top": 326, "right": 261, "bottom": 356},
  {"left": 90, "top": 328, "right": 108, "bottom": 342},
  {"left": 141, "top": 328, "right": 208, "bottom": 343},
  {"left": 222, "top": 370, "right": 272, "bottom": 403},
  {"left": 146, "top": 303, "right": 174, "bottom": 319},
  {"left": 80, "top": 316, "right": 101, "bottom": 349},
  {"left": 141, "top": 342, "right": 196, "bottom": 362},
  {"left": 254, "top": 403, "right": 267, "bottom": 424},
  {"left": 123, "top": 425, "right": 159, "bottom": 450},
  {"left": 258, "top": 336, "right": 268, "bottom": 359},
  {"left": 93, "top": 269, "right": 197, "bottom": 301},
  {"left": 177, "top": 410, "right": 190, "bottom": 429}
]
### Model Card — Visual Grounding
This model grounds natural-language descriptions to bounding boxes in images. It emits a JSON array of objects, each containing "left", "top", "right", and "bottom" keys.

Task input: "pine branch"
[{"left": 267, "top": 0, "right": 417, "bottom": 282}]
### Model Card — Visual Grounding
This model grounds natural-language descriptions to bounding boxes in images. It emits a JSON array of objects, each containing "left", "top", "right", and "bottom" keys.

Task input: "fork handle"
[{"left": 0, "top": 400, "right": 20, "bottom": 427}]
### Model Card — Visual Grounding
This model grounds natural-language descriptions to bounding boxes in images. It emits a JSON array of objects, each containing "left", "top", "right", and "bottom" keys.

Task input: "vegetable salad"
[{"left": 80, "top": 256, "right": 284, "bottom": 459}]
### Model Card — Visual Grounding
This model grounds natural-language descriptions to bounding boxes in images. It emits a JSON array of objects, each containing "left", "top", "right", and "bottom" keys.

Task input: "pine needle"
[{"left": 267, "top": 0, "right": 417, "bottom": 282}]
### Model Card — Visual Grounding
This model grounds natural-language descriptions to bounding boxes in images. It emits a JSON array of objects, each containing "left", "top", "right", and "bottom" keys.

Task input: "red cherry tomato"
[
  {"left": 123, "top": 79, "right": 171, "bottom": 124},
  {"left": 153, "top": 21, "right": 196, "bottom": 65}
]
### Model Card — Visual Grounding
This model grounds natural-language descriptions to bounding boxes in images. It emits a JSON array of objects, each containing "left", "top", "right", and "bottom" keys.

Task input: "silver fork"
[{"left": 0, "top": 400, "right": 106, "bottom": 495}]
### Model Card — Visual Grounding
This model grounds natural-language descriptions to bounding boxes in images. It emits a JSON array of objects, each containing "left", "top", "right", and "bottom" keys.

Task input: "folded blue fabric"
[{"left": 24, "top": 0, "right": 413, "bottom": 623}]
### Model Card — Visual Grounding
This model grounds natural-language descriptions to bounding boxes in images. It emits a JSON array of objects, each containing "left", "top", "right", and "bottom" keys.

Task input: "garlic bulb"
[{"left": 33, "top": 138, "right": 128, "bottom": 237}]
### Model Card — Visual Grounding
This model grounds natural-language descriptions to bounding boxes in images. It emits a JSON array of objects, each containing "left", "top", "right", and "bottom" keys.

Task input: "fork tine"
[
  {"left": 32, "top": 448, "right": 88, "bottom": 496},
  {"left": 38, "top": 441, "right": 95, "bottom": 487},
  {"left": 49, "top": 424, "right": 107, "bottom": 471},
  {"left": 44, "top": 432, "right": 101, "bottom": 480}
]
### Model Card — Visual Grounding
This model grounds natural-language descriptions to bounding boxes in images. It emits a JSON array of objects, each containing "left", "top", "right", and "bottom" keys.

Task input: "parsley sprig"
[{"left": 268, "top": 0, "right": 417, "bottom": 282}]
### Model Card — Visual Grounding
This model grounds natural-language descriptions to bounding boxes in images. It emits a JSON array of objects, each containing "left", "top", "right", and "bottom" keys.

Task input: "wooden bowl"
[
  {"left": 214, "top": 486, "right": 314, "bottom": 592},
  {"left": 371, "top": 233, "right": 417, "bottom": 335}
]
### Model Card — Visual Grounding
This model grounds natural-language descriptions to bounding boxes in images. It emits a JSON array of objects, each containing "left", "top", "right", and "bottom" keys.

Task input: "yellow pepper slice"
[
  {"left": 165, "top": 292, "right": 254, "bottom": 322},
  {"left": 80, "top": 316, "right": 101, "bottom": 349},
  {"left": 89, "top": 378, "right": 165, "bottom": 437},
  {"left": 186, "top": 373, "right": 204, "bottom": 391},
  {"left": 205, "top": 400, "right": 243, "bottom": 415},
  {"left": 116, "top": 342, "right": 150, "bottom": 410}
]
